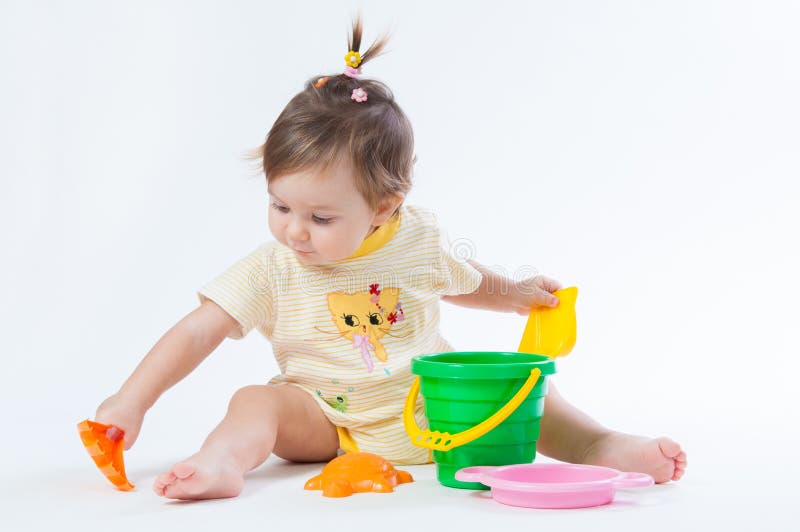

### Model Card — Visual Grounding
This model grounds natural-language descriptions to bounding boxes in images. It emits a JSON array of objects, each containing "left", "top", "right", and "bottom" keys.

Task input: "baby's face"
[{"left": 267, "top": 158, "right": 385, "bottom": 265}]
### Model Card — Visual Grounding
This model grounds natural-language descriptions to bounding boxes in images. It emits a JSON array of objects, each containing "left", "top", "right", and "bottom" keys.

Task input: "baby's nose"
[{"left": 286, "top": 218, "right": 309, "bottom": 241}]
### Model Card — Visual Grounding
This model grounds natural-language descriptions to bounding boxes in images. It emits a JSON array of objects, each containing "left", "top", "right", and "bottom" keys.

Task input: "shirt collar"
[{"left": 346, "top": 209, "right": 402, "bottom": 259}]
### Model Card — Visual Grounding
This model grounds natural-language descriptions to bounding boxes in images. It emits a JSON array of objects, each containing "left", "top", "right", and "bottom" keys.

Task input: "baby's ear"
[{"left": 372, "top": 194, "right": 404, "bottom": 225}]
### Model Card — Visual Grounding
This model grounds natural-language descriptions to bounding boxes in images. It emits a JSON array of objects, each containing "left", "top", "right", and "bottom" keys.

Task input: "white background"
[{"left": 1, "top": 0, "right": 798, "bottom": 530}]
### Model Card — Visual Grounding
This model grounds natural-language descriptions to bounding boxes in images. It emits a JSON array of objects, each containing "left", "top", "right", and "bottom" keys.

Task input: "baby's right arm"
[{"left": 94, "top": 299, "right": 239, "bottom": 449}]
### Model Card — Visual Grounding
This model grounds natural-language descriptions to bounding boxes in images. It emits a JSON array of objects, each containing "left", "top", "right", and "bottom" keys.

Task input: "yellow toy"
[{"left": 518, "top": 287, "right": 578, "bottom": 357}]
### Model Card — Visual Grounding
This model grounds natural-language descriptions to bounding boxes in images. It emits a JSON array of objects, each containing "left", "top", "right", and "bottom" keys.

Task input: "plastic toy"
[
  {"left": 402, "top": 289, "right": 576, "bottom": 489},
  {"left": 76, "top": 419, "right": 135, "bottom": 491},
  {"left": 455, "top": 463, "right": 653, "bottom": 509},
  {"left": 518, "top": 286, "right": 578, "bottom": 358},
  {"left": 404, "top": 366, "right": 543, "bottom": 452},
  {"left": 404, "top": 352, "right": 555, "bottom": 489},
  {"left": 304, "top": 451, "right": 413, "bottom": 497}
]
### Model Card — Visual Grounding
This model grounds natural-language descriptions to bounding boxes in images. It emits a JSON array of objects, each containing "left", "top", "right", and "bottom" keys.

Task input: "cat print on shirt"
[{"left": 326, "top": 283, "right": 405, "bottom": 373}]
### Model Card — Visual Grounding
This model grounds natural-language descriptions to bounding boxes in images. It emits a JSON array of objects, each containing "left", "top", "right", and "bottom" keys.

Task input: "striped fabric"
[{"left": 197, "top": 205, "right": 482, "bottom": 464}]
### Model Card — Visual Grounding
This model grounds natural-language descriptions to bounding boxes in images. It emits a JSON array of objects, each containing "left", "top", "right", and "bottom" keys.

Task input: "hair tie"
[
  {"left": 343, "top": 66, "right": 361, "bottom": 79},
  {"left": 343, "top": 50, "right": 362, "bottom": 79}
]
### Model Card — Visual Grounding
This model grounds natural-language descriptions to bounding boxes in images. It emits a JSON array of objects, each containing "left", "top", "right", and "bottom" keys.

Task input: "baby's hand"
[
  {"left": 95, "top": 393, "right": 146, "bottom": 450},
  {"left": 512, "top": 275, "right": 562, "bottom": 316}
]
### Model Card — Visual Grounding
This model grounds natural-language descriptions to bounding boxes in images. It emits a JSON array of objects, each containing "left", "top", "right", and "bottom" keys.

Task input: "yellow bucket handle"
[{"left": 403, "top": 368, "right": 542, "bottom": 452}]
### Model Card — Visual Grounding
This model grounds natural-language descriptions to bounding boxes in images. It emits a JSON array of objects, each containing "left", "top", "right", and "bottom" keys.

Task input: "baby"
[{"left": 95, "top": 17, "right": 686, "bottom": 500}]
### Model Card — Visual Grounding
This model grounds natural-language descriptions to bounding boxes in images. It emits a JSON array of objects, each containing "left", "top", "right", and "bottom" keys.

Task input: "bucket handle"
[{"left": 403, "top": 368, "right": 542, "bottom": 452}]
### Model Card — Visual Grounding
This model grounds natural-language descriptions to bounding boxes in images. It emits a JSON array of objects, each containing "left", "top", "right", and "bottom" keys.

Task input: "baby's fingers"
[
  {"left": 532, "top": 287, "right": 560, "bottom": 308},
  {"left": 535, "top": 275, "right": 563, "bottom": 293},
  {"left": 122, "top": 436, "right": 137, "bottom": 451}
]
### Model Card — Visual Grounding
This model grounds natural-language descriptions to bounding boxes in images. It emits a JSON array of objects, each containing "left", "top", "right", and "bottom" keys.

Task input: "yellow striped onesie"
[{"left": 197, "top": 204, "right": 482, "bottom": 464}]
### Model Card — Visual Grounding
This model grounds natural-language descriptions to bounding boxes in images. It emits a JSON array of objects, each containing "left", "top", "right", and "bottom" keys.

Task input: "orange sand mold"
[
  {"left": 77, "top": 419, "right": 134, "bottom": 491},
  {"left": 304, "top": 452, "right": 413, "bottom": 497}
]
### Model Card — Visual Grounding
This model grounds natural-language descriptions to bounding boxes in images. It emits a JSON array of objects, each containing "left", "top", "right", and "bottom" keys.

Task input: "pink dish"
[{"left": 455, "top": 463, "right": 654, "bottom": 509}]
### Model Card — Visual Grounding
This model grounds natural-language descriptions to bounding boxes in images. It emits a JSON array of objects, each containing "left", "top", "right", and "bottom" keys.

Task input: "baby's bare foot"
[
  {"left": 153, "top": 449, "right": 244, "bottom": 500},
  {"left": 582, "top": 432, "right": 687, "bottom": 483}
]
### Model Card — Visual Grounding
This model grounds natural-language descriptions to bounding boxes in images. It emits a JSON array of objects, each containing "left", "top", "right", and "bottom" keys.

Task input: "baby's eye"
[
  {"left": 313, "top": 215, "right": 333, "bottom": 225},
  {"left": 271, "top": 203, "right": 289, "bottom": 213}
]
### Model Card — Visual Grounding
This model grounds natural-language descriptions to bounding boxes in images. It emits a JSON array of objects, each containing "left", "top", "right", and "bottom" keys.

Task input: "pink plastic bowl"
[{"left": 455, "top": 463, "right": 654, "bottom": 509}]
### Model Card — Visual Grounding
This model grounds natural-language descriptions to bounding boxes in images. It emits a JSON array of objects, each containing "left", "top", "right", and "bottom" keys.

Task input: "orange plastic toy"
[
  {"left": 304, "top": 452, "right": 413, "bottom": 497},
  {"left": 77, "top": 419, "right": 135, "bottom": 491}
]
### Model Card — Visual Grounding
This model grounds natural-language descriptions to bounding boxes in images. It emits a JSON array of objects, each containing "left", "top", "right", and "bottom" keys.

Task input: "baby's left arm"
[{"left": 441, "top": 259, "right": 562, "bottom": 315}]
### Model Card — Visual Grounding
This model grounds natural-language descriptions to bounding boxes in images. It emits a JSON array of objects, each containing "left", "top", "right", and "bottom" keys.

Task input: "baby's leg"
[
  {"left": 537, "top": 382, "right": 687, "bottom": 483},
  {"left": 153, "top": 384, "right": 338, "bottom": 500}
]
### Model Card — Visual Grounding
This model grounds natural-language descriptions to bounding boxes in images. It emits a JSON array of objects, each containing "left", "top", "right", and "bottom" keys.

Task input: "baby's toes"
[
  {"left": 172, "top": 461, "right": 197, "bottom": 480},
  {"left": 657, "top": 437, "right": 682, "bottom": 459},
  {"left": 675, "top": 452, "right": 687, "bottom": 468},
  {"left": 672, "top": 453, "right": 688, "bottom": 480},
  {"left": 163, "top": 481, "right": 190, "bottom": 499},
  {"left": 153, "top": 471, "right": 177, "bottom": 497},
  {"left": 161, "top": 462, "right": 203, "bottom": 499},
  {"left": 672, "top": 461, "right": 687, "bottom": 480}
]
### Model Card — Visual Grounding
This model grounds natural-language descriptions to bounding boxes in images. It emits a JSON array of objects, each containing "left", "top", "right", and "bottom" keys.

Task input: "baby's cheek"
[{"left": 267, "top": 215, "right": 282, "bottom": 240}]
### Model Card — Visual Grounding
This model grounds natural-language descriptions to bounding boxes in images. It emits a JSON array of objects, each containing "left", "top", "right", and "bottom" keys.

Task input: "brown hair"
[{"left": 250, "top": 15, "right": 415, "bottom": 215}]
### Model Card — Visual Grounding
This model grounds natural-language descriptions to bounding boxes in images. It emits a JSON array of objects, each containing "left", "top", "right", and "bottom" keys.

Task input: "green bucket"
[{"left": 404, "top": 351, "right": 556, "bottom": 489}]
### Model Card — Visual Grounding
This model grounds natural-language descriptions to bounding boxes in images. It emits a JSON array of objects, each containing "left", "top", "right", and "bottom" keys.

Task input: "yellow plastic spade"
[{"left": 518, "top": 286, "right": 578, "bottom": 358}]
